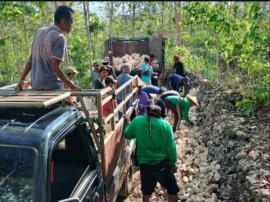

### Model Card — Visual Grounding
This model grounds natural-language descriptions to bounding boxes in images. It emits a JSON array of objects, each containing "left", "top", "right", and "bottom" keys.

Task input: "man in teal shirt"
[
  {"left": 164, "top": 95, "right": 199, "bottom": 132},
  {"left": 124, "top": 105, "right": 179, "bottom": 202}
]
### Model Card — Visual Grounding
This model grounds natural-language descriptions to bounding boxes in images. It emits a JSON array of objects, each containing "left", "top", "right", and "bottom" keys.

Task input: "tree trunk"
[
  {"left": 175, "top": 1, "right": 181, "bottom": 45},
  {"left": 132, "top": 2, "right": 136, "bottom": 37},
  {"left": 168, "top": 2, "right": 172, "bottom": 31},
  {"left": 160, "top": 1, "right": 164, "bottom": 34},
  {"left": 122, "top": 2, "right": 125, "bottom": 35},
  {"left": 83, "top": 2, "right": 92, "bottom": 68},
  {"left": 109, "top": 1, "right": 113, "bottom": 37},
  {"left": 53, "top": 2, "right": 58, "bottom": 10}
]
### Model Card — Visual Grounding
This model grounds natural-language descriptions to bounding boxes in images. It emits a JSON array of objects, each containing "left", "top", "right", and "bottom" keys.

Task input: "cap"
[
  {"left": 186, "top": 94, "right": 199, "bottom": 107},
  {"left": 67, "top": 66, "right": 78, "bottom": 74}
]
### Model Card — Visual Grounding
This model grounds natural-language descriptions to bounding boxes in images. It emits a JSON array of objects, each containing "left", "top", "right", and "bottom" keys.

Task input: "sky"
[{"left": 74, "top": 2, "right": 107, "bottom": 20}]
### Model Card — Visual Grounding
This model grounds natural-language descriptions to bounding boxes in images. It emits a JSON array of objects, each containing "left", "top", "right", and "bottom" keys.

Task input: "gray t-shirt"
[{"left": 31, "top": 25, "right": 67, "bottom": 90}]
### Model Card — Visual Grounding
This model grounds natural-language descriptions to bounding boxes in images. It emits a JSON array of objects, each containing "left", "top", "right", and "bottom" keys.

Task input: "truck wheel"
[{"left": 118, "top": 166, "right": 133, "bottom": 197}]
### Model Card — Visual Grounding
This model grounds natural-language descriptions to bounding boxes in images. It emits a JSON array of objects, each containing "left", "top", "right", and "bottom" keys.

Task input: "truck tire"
[{"left": 118, "top": 166, "right": 133, "bottom": 197}]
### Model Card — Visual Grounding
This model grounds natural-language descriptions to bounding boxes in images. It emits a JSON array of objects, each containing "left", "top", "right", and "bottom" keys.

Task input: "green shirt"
[
  {"left": 165, "top": 96, "right": 191, "bottom": 122},
  {"left": 124, "top": 115, "right": 177, "bottom": 165}
]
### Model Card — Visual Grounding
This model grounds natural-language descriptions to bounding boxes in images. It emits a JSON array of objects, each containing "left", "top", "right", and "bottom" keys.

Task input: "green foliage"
[
  {"left": 180, "top": 2, "right": 270, "bottom": 113},
  {"left": 0, "top": 1, "right": 268, "bottom": 114}
]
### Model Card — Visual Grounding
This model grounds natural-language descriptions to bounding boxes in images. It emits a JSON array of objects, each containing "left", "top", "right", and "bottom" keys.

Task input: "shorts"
[{"left": 140, "top": 159, "right": 180, "bottom": 195}]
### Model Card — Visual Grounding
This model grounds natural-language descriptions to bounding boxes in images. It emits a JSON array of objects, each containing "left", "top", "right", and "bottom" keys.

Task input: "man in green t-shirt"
[
  {"left": 164, "top": 94, "right": 199, "bottom": 132},
  {"left": 123, "top": 105, "right": 179, "bottom": 202}
]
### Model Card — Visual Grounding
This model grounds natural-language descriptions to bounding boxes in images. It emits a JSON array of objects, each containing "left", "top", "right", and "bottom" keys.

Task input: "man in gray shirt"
[{"left": 17, "top": 5, "right": 81, "bottom": 91}]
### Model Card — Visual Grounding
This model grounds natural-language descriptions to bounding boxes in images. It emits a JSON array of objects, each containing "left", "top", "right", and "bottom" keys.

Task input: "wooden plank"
[
  {"left": 43, "top": 92, "right": 70, "bottom": 107},
  {"left": 0, "top": 96, "right": 60, "bottom": 102},
  {"left": 0, "top": 92, "right": 70, "bottom": 108}
]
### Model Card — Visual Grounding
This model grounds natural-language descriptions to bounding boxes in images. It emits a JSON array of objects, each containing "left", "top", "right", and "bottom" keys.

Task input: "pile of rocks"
[
  {"left": 112, "top": 53, "right": 148, "bottom": 71},
  {"left": 187, "top": 72, "right": 270, "bottom": 201}
]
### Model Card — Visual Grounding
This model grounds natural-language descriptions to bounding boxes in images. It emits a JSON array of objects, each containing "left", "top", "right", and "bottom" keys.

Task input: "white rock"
[
  {"left": 214, "top": 172, "right": 221, "bottom": 181},
  {"left": 215, "top": 164, "right": 221, "bottom": 170},
  {"left": 211, "top": 193, "right": 218, "bottom": 202},
  {"left": 180, "top": 193, "right": 190, "bottom": 200},
  {"left": 194, "top": 158, "right": 201, "bottom": 166},
  {"left": 192, "top": 184, "right": 200, "bottom": 194},
  {"left": 187, "top": 187, "right": 193, "bottom": 195},
  {"left": 183, "top": 176, "right": 189, "bottom": 183},
  {"left": 200, "top": 166, "right": 208, "bottom": 173},
  {"left": 194, "top": 149, "right": 200, "bottom": 155}
]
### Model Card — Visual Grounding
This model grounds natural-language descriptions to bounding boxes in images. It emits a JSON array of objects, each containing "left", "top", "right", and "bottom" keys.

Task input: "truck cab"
[
  {"left": 0, "top": 105, "right": 103, "bottom": 202},
  {"left": 0, "top": 76, "right": 141, "bottom": 202}
]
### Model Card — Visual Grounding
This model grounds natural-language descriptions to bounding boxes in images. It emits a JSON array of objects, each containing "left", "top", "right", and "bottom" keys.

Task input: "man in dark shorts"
[{"left": 124, "top": 105, "right": 179, "bottom": 202}]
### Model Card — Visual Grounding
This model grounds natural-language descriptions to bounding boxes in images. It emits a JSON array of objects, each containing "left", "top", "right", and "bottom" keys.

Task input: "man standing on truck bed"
[
  {"left": 17, "top": 5, "right": 81, "bottom": 91},
  {"left": 123, "top": 105, "right": 179, "bottom": 202}
]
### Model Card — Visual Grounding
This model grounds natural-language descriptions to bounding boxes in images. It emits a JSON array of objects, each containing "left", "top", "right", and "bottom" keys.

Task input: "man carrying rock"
[
  {"left": 123, "top": 105, "right": 179, "bottom": 202},
  {"left": 167, "top": 73, "right": 188, "bottom": 95}
]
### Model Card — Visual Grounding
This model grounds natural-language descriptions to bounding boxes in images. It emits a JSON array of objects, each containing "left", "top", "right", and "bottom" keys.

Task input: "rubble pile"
[
  {"left": 112, "top": 53, "right": 147, "bottom": 71},
  {"left": 188, "top": 73, "right": 270, "bottom": 201},
  {"left": 112, "top": 53, "right": 159, "bottom": 71}
]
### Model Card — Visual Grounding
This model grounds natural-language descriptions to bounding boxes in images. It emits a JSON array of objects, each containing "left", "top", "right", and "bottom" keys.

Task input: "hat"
[
  {"left": 99, "top": 66, "right": 109, "bottom": 73},
  {"left": 105, "top": 76, "right": 117, "bottom": 85},
  {"left": 104, "top": 57, "right": 110, "bottom": 61},
  {"left": 187, "top": 94, "right": 199, "bottom": 107},
  {"left": 102, "top": 57, "right": 110, "bottom": 65},
  {"left": 92, "top": 61, "right": 102, "bottom": 66},
  {"left": 67, "top": 66, "right": 78, "bottom": 74}
]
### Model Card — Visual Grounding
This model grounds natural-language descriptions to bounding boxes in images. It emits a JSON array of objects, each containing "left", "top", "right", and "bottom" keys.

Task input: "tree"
[{"left": 83, "top": 1, "right": 92, "bottom": 67}]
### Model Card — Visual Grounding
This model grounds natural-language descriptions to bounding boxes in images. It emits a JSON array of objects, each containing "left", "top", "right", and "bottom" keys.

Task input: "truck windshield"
[{"left": 0, "top": 146, "right": 35, "bottom": 201}]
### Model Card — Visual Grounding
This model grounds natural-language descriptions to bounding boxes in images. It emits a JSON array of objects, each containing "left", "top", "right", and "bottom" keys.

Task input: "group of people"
[{"left": 16, "top": 5, "right": 199, "bottom": 202}]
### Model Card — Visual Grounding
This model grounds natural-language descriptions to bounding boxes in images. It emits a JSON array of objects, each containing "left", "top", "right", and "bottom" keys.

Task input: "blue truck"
[{"left": 0, "top": 76, "right": 140, "bottom": 202}]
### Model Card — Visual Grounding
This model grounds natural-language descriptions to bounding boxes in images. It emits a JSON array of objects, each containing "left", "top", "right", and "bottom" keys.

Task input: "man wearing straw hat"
[{"left": 164, "top": 94, "right": 199, "bottom": 132}]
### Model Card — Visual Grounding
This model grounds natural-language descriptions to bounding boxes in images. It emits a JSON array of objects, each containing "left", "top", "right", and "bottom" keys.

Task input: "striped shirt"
[{"left": 31, "top": 25, "right": 67, "bottom": 90}]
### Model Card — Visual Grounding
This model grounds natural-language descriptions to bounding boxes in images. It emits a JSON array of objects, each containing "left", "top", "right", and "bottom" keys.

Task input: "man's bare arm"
[
  {"left": 50, "top": 58, "right": 81, "bottom": 91},
  {"left": 17, "top": 54, "right": 32, "bottom": 90}
]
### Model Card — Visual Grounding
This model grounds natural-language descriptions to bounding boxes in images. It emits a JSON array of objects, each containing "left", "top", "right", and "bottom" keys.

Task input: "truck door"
[{"left": 49, "top": 123, "right": 103, "bottom": 202}]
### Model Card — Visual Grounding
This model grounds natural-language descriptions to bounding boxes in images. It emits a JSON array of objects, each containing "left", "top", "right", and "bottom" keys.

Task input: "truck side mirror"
[{"left": 58, "top": 197, "right": 80, "bottom": 202}]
